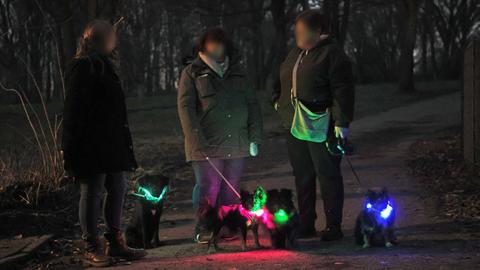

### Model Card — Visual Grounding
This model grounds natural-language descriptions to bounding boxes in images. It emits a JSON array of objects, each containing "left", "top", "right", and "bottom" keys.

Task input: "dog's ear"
[
  {"left": 240, "top": 189, "right": 250, "bottom": 199},
  {"left": 267, "top": 189, "right": 279, "bottom": 198},
  {"left": 366, "top": 189, "right": 376, "bottom": 199},
  {"left": 280, "top": 189, "right": 293, "bottom": 200},
  {"left": 133, "top": 174, "right": 147, "bottom": 188},
  {"left": 159, "top": 174, "right": 170, "bottom": 186}
]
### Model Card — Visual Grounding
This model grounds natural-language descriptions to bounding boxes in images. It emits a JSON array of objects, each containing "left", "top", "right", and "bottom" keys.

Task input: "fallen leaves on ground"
[{"left": 408, "top": 134, "right": 480, "bottom": 221}]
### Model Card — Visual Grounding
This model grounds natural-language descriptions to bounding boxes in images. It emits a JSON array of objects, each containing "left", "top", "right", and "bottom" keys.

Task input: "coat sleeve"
[
  {"left": 329, "top": 46, "right": 355, "bottom": 127},
  {"left": 61, "top": 58, "right": 94, "bottom": 163},
  {"left": 177, "top": 68, "right": 208, "bottom": 150},
  {"left": 271, "top": 75, "right": 281, "bottom": 106},
  {"left": 246, "top": 81, "right": 263, "bottom": 144}
]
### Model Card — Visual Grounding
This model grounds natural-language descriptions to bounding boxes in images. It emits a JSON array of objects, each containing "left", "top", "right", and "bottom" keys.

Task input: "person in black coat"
[
  {"left": 62, "top": 20, "right": 146, "bottom": 267},
  {"left": 272, "top": 10, "right": 355, "bottom": 241}
]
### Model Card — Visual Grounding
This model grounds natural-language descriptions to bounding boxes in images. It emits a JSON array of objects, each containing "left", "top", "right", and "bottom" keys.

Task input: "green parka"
[{"left": 177, "top": 55, "right": 263, "bottom": 162}]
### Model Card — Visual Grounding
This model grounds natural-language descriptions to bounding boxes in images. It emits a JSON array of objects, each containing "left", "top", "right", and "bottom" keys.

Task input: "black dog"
[
  {"left": 126, "top": 174, "right": 169, "bottom": 249},
  {"left": 265, "top": 189, "right": 299, "bottom": 249},
  {"left": 355, "top": 188, "right": 397, "bottom": 248},
  {"left": 240, "top": 189, "right": 262, "bottom": 248},
  {"left": 198, "top": 203, "right": 249, "bottom": 254}
]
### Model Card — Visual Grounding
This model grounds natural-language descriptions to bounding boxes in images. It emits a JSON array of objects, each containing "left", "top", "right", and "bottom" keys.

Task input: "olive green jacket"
[{"left": 177, "top": 55, "right": 263, "bottom": 162}]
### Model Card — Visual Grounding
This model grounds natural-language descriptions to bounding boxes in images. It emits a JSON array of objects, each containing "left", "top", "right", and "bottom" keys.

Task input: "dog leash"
[
  {"left": 344, "top": 155, "right": 363, "bottom": 187},
  {"left": 202, "top": 153, "right": 242, "bottom": 200},
  {"left": 200, "top": 140, "right": 364, "bottom": 197},
  {"left": 327, "top": 138, "right": 364, "bottom": 188}
]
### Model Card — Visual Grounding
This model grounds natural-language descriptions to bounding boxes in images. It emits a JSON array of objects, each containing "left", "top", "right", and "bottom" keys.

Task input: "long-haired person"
[
  {"left": 177, "top": 28, "right": 263, "bottom": 242},
  {"left": 62, "top": 20, "right": 146, "bottom": 267},
  {"left": 272, "top": 10, "right": 355, "bottom": 241}
]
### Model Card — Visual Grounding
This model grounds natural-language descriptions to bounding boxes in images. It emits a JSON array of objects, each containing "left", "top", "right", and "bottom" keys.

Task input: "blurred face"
[
  {"left": 295, "top": 21, "right": 321, "bottom": 50},
  {"left": 104, "top": 30, "right": 117, "bottom": 54},
  {"left": 204, "top": 40, "right": 225, "bottom": 60}
]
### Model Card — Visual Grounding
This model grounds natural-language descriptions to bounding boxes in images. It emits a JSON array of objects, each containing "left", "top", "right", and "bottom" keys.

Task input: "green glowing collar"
[
  {"left": 273, "top": 209, "right": 289, "bottom": 224},
  {"left": 251, "top": 186, "right": 267, "bottom": 212},
  {"left": 132, "top": 185, "right": 168, "bottom": 204}
]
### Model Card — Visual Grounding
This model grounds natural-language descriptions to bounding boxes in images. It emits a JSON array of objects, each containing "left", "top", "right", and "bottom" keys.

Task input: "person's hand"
[
  {"left": 273, "top": 102, "right": 279, "bottom": 111},
  {"left": 249, "top": 142, "right": 259, "bottom": 157},
  {"left": 334, "top": 126, "right": 349, "bottom": 139}
]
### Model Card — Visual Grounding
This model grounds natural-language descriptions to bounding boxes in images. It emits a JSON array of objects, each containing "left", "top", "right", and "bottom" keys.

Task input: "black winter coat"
[
  {"left": 273, "top": 38, "right": 355, "bottom": 129},
  {"left": 61, "top": 52, "right": 137, "bottom": 177}
]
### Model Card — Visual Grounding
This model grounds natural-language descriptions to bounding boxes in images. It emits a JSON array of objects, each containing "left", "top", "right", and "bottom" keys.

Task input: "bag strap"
[{"left": 291, "top": 50, "right": 306, "bottom": 102}]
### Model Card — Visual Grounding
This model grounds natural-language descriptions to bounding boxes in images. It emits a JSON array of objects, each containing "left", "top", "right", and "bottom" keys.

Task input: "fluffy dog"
[
  {"left": 126, "top": 174, "right": 169, "bottom": 249},
  {"left": 265, "top": 189, "right": 299, "bottom": 249},
  {"left": 355, "top": 188, "right": 397, "bottom": 248}
]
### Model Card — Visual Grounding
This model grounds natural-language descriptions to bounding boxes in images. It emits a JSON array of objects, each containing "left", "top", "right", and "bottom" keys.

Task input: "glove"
[
  {"left": 249, "top": 142, "right": 259, "bottom": 157},
  {"left": 334, "top": 126, "right": 349, "bottom": 139}
]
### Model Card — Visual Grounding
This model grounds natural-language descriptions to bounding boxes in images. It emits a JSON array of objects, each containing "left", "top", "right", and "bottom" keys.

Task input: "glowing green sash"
[{"left": 290, "top": 50, "right": 330, "bottom": 142}]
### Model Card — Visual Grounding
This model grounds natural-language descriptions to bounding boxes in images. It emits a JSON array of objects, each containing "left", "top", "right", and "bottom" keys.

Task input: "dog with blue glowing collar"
[{"left": 355, "top": 188, "right": 397, "bottom": 248}]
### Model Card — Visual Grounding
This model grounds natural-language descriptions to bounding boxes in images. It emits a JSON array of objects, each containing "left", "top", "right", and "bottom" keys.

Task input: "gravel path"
[{"left": 95, "top": 92, "right": 480, "bottom": 270}]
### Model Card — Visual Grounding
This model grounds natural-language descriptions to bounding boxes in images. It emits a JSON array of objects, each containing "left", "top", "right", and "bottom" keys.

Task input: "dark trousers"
[
  {"left": 286, "top": 133, "right": 344, "bottom": 229},
  {"left": 191, "top": 158, "right": 245, "bottom": 210},
  {"left": 78, "top": 172, "right": 127, "bottom": 244}
]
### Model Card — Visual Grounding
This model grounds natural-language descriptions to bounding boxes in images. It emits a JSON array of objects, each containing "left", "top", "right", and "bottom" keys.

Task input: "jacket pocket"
[{"left": 194, "top": 74, "right": 217, "bottom": 111}]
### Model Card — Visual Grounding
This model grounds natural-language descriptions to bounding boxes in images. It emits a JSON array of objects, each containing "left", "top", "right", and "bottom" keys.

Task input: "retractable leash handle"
[{"left": 327, "top": 137, "right": 363, "bottom": 187}]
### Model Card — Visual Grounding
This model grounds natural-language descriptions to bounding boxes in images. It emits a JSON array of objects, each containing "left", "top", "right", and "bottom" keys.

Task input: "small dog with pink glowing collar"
[{"left": 198, "top": 189, "right": 265, "bottom": 254}]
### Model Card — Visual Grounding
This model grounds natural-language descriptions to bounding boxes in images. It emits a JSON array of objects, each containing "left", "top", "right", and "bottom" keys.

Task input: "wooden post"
[{"left": 464, "top": 39, "right": 480, "bottom": 164}]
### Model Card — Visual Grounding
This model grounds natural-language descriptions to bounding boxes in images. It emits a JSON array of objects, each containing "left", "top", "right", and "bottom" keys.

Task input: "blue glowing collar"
[{"left": 366, "top": 201, "right": 393, "bottom": 220}]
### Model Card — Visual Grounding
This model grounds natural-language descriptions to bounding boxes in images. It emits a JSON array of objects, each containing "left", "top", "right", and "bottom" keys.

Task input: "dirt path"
[{"left": 95, "top": 92, "right": 480, "bottom": 270}]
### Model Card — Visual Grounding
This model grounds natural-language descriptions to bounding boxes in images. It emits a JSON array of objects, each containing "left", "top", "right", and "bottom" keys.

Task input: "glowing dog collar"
[
  {"left": 366, "top": 201, "right": 393, "bottom": 220},
  {"left": 273, "top": 209, "right": 289, "bottom": 225},
  {"left": 251, "top": 186, "right": 267, "bottom": 213},
  {"left": 132, "top": 185, "right": 168, "bottom": 204}
]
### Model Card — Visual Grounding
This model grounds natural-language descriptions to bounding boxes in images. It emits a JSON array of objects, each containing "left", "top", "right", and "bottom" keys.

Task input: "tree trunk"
[
  {"left": 339, "top": 0, "right": 350, "bottom": 46},
  {"left": 88, "top": 0, "right": 97, "bottom": 20},
  {"left": 397, "top": 0, "right": 419, "bottom": 93},
  {"left": 263, "top": 0, "right": 287, "bottom": 89}
]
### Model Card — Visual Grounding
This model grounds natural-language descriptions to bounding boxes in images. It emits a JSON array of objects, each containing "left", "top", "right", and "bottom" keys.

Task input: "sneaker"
[{"left": 320, "top": 227, "right": 344, "bottom": 241}]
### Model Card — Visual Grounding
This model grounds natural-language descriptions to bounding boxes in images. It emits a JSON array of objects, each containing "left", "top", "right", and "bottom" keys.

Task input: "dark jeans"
[
  {"left": 79, "top": 172, "right": 127, "bottom": 244},
  {"left": 191, "top": 158, "right": 245, "bottom": 210},
  {"left": 286, "top": 133, "right": 344, "bottom": 229}
]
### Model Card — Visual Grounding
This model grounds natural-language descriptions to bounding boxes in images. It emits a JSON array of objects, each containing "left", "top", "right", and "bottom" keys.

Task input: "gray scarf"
[{"left": 199, "top": 52, "right": 229, "bottom": 78}]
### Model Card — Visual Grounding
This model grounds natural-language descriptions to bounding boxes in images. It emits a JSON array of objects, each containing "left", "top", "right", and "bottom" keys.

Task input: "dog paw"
[
  {"left": 207, "top": 247, "right": 217, "bottom": 254},
  {"left": 362, "top": 243, "right": 370, "bottom": 249},
  {"left": 385, "top": 242, "right": 394, "bottom": 248}
]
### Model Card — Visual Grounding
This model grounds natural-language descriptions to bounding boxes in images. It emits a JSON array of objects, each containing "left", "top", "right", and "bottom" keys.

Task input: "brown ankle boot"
[
  {"left": 82, "top": 240, "right": 112, "bottom": 267},
  {"left": 104, "top": 232, "right": 147, "bottom": 260}
]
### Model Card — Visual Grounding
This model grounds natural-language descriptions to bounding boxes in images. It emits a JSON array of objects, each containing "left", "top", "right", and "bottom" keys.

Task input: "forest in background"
[{"left": 0, "top": 0, "right": 479, "bottom": 104}]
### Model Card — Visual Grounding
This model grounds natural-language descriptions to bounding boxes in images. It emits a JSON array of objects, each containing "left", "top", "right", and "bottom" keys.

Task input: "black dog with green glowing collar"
[
  {"left": 265, "top": 189, "right": 300, "bottom": 249},
  {"left": 126, "top": 173, "right": 169, "bottom": 249}
]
